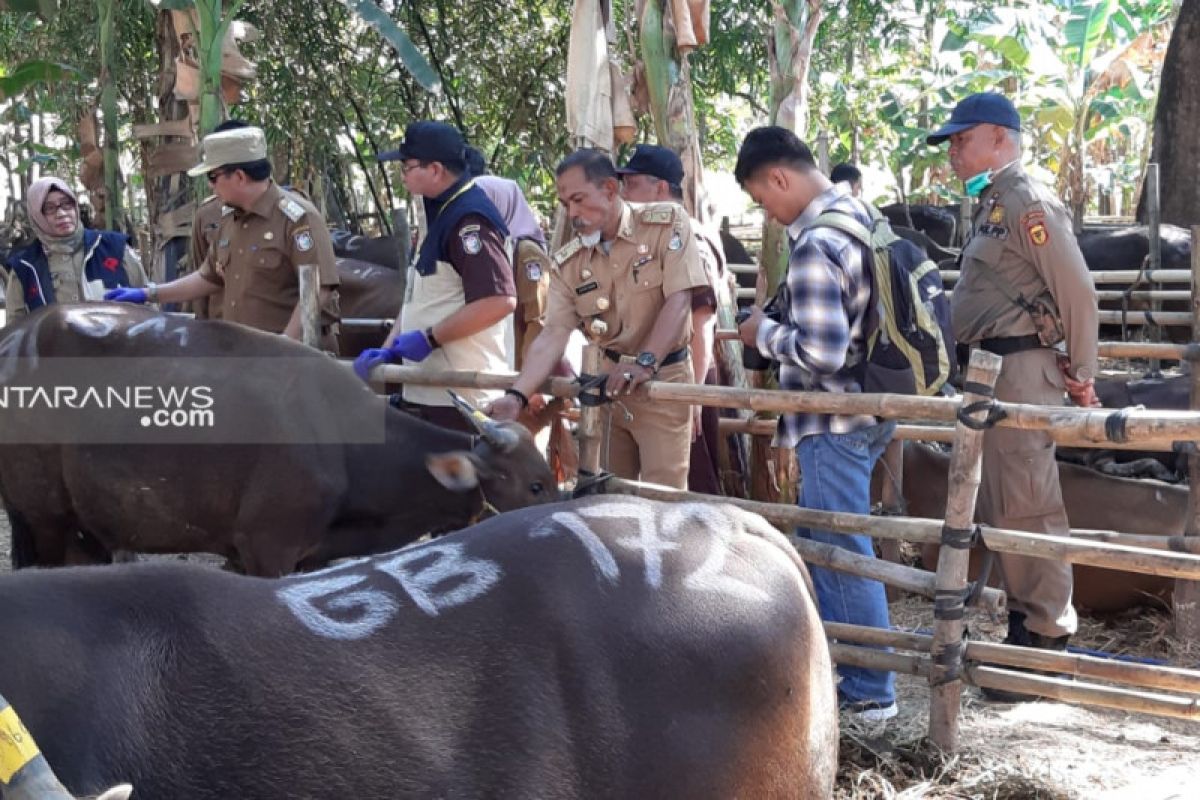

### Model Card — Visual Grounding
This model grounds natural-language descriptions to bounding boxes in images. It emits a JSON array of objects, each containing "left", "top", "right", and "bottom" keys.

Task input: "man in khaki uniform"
[
  {"left": 186, "top": 194, "right": 225, "bottom": 320},
  {"left": 928, "top": 93, "right": 1098, "bottom": 698},
  {"left": 107, "top": 126, "right": 340, "bottom": 349},
  {"left": 489, "top": 149, "right": 711, "bottom": 489},
  {"left": 616, "top": 143, "right": 727, "bottom": 494}
]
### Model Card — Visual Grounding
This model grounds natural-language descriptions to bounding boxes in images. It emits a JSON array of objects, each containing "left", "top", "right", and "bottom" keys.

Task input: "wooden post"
[
  {"left": 1176, "top": 225, "right": 1200, "bottom": 641},
  {"left": 928, "top": 349, "right": 1002, "bottom": 752},
  {"left": 577, "top": 345, "right": 604, "bottom": 479},
  {"left": 1147, "top": 164, "right": 1162, "bottom": 371},
  {"left": 298, "top": 263, "right": 321, "bottom": 349}
]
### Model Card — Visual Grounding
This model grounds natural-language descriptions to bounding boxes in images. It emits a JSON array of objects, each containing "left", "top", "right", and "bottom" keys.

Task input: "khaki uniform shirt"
[
  {"left": 198, "top": 181, "right": 340, "bottom": 333},
  {"left": 544, "top": 201, "right": 710, "bottom": 355},
  {"left": 514, "top": 238, "right": 551, "bottom": 367},
  {"left": 188, "top": 195, "right": 225, "bottom": 319},
  {"left": 952, "top": 164, "right": 1098, "bottom": 381}
]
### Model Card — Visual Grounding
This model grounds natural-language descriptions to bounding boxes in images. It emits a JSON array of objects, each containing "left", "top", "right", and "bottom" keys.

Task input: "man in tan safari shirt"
[
  {"left": 489, "top": 148, "right": 711, "bottom": 489},
  {"left": 928, "top": 93, "right": 1098, "bottom": 701},
  {"left": 106, "top": 125, "right": 341, "bottom": 350}
]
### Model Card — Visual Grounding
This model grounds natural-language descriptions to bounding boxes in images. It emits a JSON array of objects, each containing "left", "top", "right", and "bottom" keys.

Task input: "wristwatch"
[
  {"left": 146, "top": 282, "right": 159, "bottom": 303},
  {"left": 635, "top": 351, "right": 658, "bottom": 374}
]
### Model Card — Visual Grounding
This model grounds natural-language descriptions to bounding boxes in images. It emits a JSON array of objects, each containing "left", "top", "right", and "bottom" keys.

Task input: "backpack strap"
[{"left": 810, "top": 210, "right": 873, "bottom": 249}]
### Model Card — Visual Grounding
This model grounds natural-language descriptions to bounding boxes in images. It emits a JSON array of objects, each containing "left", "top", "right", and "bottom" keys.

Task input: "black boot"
[{"left": 979, "top": 612, "right": 1069, "bottom": 703}]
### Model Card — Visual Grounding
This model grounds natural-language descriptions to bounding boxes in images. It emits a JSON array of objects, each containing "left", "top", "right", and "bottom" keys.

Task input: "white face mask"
[{"left": 578, "top": 230, "right": 602, "bottom": 248}]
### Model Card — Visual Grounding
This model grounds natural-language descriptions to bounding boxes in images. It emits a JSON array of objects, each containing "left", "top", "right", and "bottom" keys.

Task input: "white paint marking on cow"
[
  {"left": 666, "top": 505, "right": 771, "bottom": 603},
  {"left": 578, "top": 501, "right": 679, "bottom": 589},
  {"left": 375, "top": 541, "right": 502, "bottom": 617},
  {"left": 276, "top": 573, "right": 400, "bottom": 640},
  {"left": 127, "top": 315, "right": 189, "bottom": 346},
  {"left": 531, "top": 512, "right": 620, "bottom": 584},
  {"left": 64, "top": 307, "right": 122, "bottom": 338},
  {"left": 0, "top": 328, "right": 27, "bottom": 381}
]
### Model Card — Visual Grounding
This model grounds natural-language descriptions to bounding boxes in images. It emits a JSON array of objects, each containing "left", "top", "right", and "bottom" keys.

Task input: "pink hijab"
[
  {"left": 27, "top": 177, "right": 81, "bottom": 244},
  {"left": 474, "top": 175, "right": 546, "bottom": 246}
]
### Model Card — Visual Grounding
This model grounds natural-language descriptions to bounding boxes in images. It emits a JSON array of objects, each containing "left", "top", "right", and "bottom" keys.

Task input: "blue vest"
[{"left": 4, "top": 229, "right": 130, "bottom": 310}]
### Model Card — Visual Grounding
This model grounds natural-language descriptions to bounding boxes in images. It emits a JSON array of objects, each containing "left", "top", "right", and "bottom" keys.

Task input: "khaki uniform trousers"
[
  {"left": 601, "top": 358, "right": 693, "bottom": 490},
  {"left": 977, "top": 347, "right": 1077, "bottom": 638}
]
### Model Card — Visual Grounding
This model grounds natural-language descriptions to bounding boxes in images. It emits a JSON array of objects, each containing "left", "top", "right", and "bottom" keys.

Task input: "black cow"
[
  {"left": 0, "top": 304, "right": 557, "bottom": 575},
  {"left": 892, "top": 225, "right": 958, "bottom": 264},
  {"left": 0, "top": 497, "right": 837, "bottom": 799},
  {"left": 879, "top": 203, "right": 958, "bottom": 247},
  {"left": 1077, "top": 223, "right": 1191, "bottom": 271},
  {"left": 332, "top": 230, "right": 405, "bottom": 271},
  {"left": 335, "top": 256, "right": 404, "bottom": 358}
]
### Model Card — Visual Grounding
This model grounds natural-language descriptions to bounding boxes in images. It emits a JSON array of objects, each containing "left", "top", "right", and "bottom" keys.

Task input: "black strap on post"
[
  {"left": 940, "top": 523, "right": 981, "bottom": 550},
  {"left": 575, "top": 373, "right": 612, "bottom": 407},
  {"left": 930, "top": 632, "right": 969, "bottom": 686},
  {"left": 961, "top": 381, "right": 995, "bottom": 398},
  {"left": 572, "top": 469, "right": 614, "bottom": 498},
  {"left": 1105, "top": 407, "right": 1131, "bottom": 444},
  {"left": 957, "top": 399, "right": 1007, "bottom": 430}
]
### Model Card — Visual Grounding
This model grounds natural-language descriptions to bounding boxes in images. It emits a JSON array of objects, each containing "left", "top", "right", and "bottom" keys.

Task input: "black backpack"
[{"left": 810, "top": 210, "right": 956, "bottom": 395}]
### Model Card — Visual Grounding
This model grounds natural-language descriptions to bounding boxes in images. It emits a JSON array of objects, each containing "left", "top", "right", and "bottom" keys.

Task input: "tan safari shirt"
[
  {"left": 188, "top": 194, "right": 225, "bottom": 319},
  {"left": 198, "top": 181, "right": 340, "bottom": 334},
  {"left": 952, "top": 163, "right": 1098, "bottom": 381},
  {"left": 544, "top": 201, "right": 710, "bottom": 356}
]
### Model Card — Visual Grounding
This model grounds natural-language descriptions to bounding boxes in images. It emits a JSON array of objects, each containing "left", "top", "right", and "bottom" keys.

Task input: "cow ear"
[{"left": 426, "top": 452, "right": 481, "bottom": 491}]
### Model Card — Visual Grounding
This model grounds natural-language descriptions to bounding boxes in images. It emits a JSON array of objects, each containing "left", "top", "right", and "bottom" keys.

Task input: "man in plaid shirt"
[{"left": 735, "top": 127, "right": 898, "bottom": 722}]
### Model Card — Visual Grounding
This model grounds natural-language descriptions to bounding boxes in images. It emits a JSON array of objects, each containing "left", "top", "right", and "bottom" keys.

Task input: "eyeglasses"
[
  {"left": 42, "top": 200, "right": 77, "bottom": 216},
  {"left": 207, "top": 169, "right": 229, "bottom": 184},
  {"left": 400, "top": 161, "right": 427, "bottom": 175}
]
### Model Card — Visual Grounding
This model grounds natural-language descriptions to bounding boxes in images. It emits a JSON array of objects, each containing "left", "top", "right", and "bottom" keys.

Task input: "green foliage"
[
  {"left": 0, "top": 59, "right": 80, "bottom": 100},
  {"left": 334, "top": 0, "right": 439, "bottom": 92}
]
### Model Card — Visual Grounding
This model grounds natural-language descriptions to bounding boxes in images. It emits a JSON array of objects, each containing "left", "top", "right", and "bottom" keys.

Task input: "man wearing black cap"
[
  {"left": 927, "top": 92, "right": 1098, "bottom": 699},
  {"left": 618, "top": 143, "right": 727, "bottom": 495},
  {"left": 357, "top": 121, "right": 516, "bottom": 433}
]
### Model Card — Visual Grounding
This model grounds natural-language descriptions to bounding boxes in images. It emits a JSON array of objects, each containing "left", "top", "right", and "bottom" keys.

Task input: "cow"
[
  {"left": 878, "top": 441, "right": 1176, "bottom": 612},
  {"left": 331, "top": 230, "right": 405, "bottom": 272},
  {"left": 335, "top": 256, "right": 404, "bottom": 358},
  {"left": 892, "top": 225, "right": 958, "bottom": 264},
  {"left": 879, "top": 203, "right": 958, "bottom": 247},
  {"left": 0, "top": 497, "right": 837, "bottom": 800},
  {"left": 0, "top": 304, "right": 558, "bottom": 576},
  {"left": 1077, "top": 223, "right": 1192, "bottom": 272}
]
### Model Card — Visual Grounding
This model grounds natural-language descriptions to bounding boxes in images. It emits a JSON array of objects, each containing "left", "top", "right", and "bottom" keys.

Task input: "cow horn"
[
  {"left": 447, "top": 390, "right": 520, "bottom": 452},
  {"left": 0, "top": 692, "right": 109, "bottom": 799}
]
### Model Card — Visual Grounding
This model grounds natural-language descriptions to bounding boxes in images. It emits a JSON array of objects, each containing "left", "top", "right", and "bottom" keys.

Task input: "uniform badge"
[
  {"left": 461, "top": 231, "right": 482, "bottom": 255},
  {"left": 575, "top": 281, "right": 599, "bottom": 295},
  {"left": 988, "top": 205, "right": 1005, "bottom": 224},
  {"left": 295, "top": 231, "right": 314, "bottom": 252},
  {"left": 668, "top": 232, "right": 683, "bottom": 251},
  {"left": 526, "top": 262, "right": 543, "bottom": 281},
  {"left": 979, "top": 224, "right": 1008, "bottom": 239},
  {"left": 1028, "top": 222, "right": 1049, "bottom": 246}
]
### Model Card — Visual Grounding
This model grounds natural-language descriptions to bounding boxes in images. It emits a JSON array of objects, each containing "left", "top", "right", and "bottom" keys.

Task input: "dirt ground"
[{"left": 2, "top": 515, "right": 1196, "bottom": 799}]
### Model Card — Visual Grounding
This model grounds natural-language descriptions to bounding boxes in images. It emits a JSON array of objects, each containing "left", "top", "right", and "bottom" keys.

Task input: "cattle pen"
[{"left": 370, "top": 216, "right": 1200, "bottom": 752}]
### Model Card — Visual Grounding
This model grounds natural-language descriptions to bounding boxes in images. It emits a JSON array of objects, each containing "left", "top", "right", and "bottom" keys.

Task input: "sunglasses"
[{"left": 207, "top": 169, "right": 231, "bottom": 184}]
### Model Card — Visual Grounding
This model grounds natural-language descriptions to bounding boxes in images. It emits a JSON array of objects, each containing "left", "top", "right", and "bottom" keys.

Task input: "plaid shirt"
[{"left": 754, "top": 183, "right": 877, "bottom": 447}]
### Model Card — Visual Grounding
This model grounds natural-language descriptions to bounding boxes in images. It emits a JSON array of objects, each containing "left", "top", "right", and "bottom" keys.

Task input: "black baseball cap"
[
  {"left": 616, "top": 144, "right": 684, "bottom": 188},
  {"left": 926, "top": 93, "right": 1021, "bottom": 145},
  {"left": 377, "top": 121, "right": 466, "bottom": 163}
]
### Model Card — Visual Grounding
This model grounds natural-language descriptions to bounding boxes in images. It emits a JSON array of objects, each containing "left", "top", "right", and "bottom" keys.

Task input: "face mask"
[
  {"left": 578, "top": 230, "right": 602, "bottom": 248},
  {"left": 964, "top": 169, "right": 992, "bottom": 198}
]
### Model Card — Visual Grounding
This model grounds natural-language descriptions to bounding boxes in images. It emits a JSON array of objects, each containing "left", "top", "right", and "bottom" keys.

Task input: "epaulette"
[
  {"left": 279, "top": 196, "right": 307, "bottom": 223},
  {"left": 554, "top": 237, "right": 583, "bottom": 265},
  {"left": 639, "top": 204, "right": 676, "bottom": 225}
]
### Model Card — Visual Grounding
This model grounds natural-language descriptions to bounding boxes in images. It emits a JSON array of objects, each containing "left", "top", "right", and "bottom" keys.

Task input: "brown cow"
[
  {"left": 0, "top": 497, "right": 836, "bottom": 799},
  {"left": 0, "top": 304, "right": 558, "bottom": 576},
  {"left": 879, "top": 441, "right": 1177, "bottom": 612},
  {"left": 335, "top": 256, "right": 404, "bottom": 358}
]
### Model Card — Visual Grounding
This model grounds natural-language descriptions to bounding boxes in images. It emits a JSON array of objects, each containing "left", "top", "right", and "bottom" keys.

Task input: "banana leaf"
[{"left": 336, "top": 0, "right": 440, "bottom": 93}]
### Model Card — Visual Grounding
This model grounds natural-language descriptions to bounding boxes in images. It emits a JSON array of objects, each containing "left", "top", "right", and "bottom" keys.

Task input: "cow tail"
[{"left": 7, "top": 509, "right": 37, "bottom": 569}]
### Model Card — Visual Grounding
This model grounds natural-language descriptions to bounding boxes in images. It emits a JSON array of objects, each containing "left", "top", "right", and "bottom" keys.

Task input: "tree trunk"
[
  {"left": 96, "top": 0, "right": 123, "bottom": 231},
  {"left": 1140, "top": 0, "right": 1200, "bottom": 226}
]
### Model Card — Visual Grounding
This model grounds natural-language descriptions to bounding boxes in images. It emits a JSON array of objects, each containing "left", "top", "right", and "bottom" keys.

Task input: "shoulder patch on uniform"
[
  {"left": 460, "top": 229, "right": 482, "bottom": 255},
  {"left": 294, "top": 229, "right": 314, "bottom": 252},
  {"left": 279, "top": 197, "right": 306, "bottom": 223},
  {"left": 668, "top": 230, "right": 684, "bottom": 250},
  {"left": 554, "top": 238, "right": 583, "bottom": 265}
]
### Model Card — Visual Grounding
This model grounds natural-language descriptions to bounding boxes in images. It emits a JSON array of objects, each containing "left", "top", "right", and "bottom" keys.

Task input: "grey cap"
[{"left": 187, "top": 127, "right": 269, "bottom": 176}]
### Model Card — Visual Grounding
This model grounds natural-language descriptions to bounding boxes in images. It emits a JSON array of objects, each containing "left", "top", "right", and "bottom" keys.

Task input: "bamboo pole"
[
  {"left": 930, "top": 349, "right": 999, "bottom": 751},
  {"left": 966, "top": 666, "right": 1200, "bottom": 722},
  {"left": 298, "top": 264, "right": 321, "bottom": 349},
  {"left": 577, "top": 345, "right": 604, "bottom": 479},
  {"left": 1177, "top": 226, "right": 1200, "bottom": 640},
  {"left": 826, "top": 621, "right": 1200, "bottom": 696},
  {"left": 714, "top": 329, "right": 1200, "bottom": 362},
  {"left": 830, "top": 642, "right": 931, "bottom": 679},
  {"left": 939, "top": 268, "right": 1192, "bottom": 284}
]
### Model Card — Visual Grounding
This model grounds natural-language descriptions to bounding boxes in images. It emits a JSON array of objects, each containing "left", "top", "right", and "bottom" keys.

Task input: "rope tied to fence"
[
  {"left": 930, "top": 631, "right": 969, "bottom": 686},
  {"left": 940, "top": 523, "right": 981, "bottom": 550},
  {"left": 572, "top": 469, "right": 614, "bottom": 498},
  {"left": 957, "top": 380, "right": 1008, "bottom": 431},
  {"left": 574, "top": 373, "right": 612, "bottom": 407},
  {"left": 1105, "top": 407, "right": 1132, "bottom": 443}
]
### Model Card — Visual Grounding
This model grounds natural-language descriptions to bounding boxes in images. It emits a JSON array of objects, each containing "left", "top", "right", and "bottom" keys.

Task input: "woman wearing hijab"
[{"left": 3, "top": 177, "right": 147, "bottom": 318}]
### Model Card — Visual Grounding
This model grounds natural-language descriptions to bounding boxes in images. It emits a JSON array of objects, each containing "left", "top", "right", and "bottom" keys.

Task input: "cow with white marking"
[{"left": 0, "top": 497, "right": 836, "bottom": 799}]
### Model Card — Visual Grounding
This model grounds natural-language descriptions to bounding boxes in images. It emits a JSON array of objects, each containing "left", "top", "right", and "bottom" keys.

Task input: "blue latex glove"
[
  {"left": 353, "top": 348, "right": 393, "bottom": 381},
  {"left": 104, "top": 287, "right": 148, "bottom": 304},
  {"left": 389, "top": 329, "right": 434, "bottom": 363}
]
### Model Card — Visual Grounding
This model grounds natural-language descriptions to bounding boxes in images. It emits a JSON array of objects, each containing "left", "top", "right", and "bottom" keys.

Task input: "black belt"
[
  {"left": 977, "top": 334, "right": 1043, "bottom": 356},
  {"left": 603, "top": 346, "right": 689, "bottom": 368}
]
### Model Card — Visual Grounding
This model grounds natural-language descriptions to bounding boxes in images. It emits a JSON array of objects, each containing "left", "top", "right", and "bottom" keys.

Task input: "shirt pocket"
[
  {"left": 631, "top": 259, "right": 664, "bottom": 292},
  {"left": 252, "top": 241, "right": 287, "bottom": 272},
  {"left": 574, "top": 284, "right": 613, "bottom": 318},
  {"left": 966, "top": 234, "right": 1006, "bottom": 268}
]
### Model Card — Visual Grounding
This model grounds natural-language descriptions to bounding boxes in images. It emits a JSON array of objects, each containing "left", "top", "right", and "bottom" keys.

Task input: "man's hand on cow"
[
  {"left": 737, "top": 305, "right": 764, "bottom": 347},
  {"left": 104, "top": 287, "right": 147, "bottom": 304},
  {"left": 488, "top": 393, "right": 523, "bottom": 422},
  {"left": 605, "top": 363, "right": 653, "bottom": 397},
  {"left": 353, "top": 348, "right": 393, "bottom": 381},
  {"left": 389, "top": 329, "right": 434, "bottom": 363}
]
